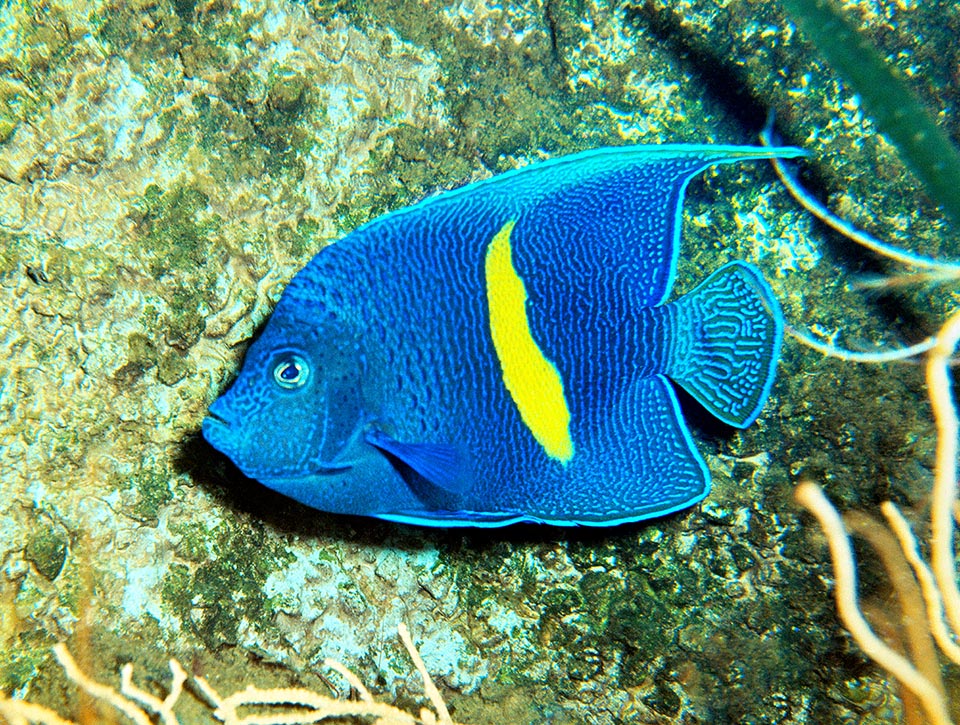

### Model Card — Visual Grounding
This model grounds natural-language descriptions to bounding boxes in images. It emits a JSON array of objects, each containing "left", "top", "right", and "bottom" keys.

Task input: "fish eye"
[{"left": 272, "top": 354, "right": 309, "bottom": 389}]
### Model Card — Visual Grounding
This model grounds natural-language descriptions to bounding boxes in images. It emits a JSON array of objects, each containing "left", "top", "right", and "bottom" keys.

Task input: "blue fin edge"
[{"left": 371, "top": 486, "right": 710, "bottom": 528}]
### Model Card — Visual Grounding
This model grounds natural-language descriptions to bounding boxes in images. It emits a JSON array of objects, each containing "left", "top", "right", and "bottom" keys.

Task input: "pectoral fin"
[{"left": 365, "top": 429, "right": 473, "bottom": 495}]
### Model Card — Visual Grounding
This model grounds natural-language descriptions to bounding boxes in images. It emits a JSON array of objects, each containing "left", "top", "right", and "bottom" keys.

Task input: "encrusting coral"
[{"left": 0, "top": 623, "right": 468, "bottom": 725}]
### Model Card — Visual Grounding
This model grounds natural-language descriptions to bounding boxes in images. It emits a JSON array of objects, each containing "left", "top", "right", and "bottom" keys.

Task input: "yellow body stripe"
[{"left": 485, "top": 220, "right": 574, "bottom": 464}]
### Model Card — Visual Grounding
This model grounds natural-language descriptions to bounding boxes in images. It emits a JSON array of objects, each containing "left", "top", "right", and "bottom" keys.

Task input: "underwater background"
[{"left": 1, "top": 0, "right": 959, "bottom": 722}]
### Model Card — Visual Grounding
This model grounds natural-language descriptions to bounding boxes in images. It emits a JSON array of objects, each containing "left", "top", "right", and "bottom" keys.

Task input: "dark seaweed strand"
[{"left": 780, "top": 0, "right": 960, "bottom": 227}]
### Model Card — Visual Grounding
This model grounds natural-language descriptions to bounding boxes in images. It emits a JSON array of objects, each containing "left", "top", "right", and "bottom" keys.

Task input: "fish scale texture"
[{"left": 205, "top": 144, "right": 799, "bottom": 526}]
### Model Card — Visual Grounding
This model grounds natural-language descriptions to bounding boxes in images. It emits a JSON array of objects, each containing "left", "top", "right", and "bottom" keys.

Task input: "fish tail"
[{"left": 662, "top": 262, "right": 783, "bottom": 428}]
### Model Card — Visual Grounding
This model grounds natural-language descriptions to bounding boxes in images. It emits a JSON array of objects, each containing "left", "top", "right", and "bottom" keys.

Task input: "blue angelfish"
[{"left": 203, "top": 144, "right": 802, "bottom": 527}]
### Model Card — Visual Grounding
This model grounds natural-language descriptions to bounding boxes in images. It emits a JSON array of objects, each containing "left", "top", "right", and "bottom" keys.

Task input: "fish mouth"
[
  {"left": 202, "top": 412, "right": 232, "bottom": 438},
  {"left": 201, "top": 412, "right": 236, "bottom": 456},
  {"left": 203, "top": 411, "right": 231, "bottom": 428},
  {"left": 313, "top": 462, "right": 354, "bottom": 474},
  {"left": 201, "top": 400, "right": 356, "bottom": 477}
]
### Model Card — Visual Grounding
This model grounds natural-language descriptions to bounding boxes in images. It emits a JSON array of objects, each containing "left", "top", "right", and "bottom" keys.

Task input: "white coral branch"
[{"left": 0, "top": 624, "right": 468, "bottom": 725}]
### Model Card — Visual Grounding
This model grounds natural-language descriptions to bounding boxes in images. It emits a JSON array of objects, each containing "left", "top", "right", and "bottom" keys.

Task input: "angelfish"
[{"left": 203, "top": 144, "right": 802, "bottom": 527}]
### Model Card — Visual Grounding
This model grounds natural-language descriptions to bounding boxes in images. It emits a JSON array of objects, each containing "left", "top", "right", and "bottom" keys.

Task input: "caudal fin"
[{"left": 663, "top": 262, "right": 783, "bottom": 428}]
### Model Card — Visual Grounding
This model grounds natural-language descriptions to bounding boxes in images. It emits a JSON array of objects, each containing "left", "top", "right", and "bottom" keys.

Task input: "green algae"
[
  {"left": 306, "top": 0, "right": 356, "bottom": 24},
  {"left": 113, "top": 332, "right": 157, "bottom": 387},
  {"left": 0, "top": 3, "right": 83, "bottom": 141},
  {"left": 165, "top": 292, "right": 206, "bottom": 348},
  {"left": 24, "top": 522, "right": 67, "bottom": 582},
  {"left": 321, "top": 0, "right": 607, "bottom": 198},
  {"left": 161, "top": 521, "right": 294, "bottom": 648},
  {"left": 131, "top": 182, "right": 221, "bottom": 277},
  {"left": 166, "top": 519, "right": 208, "bottom": 562},
  {"left": 91, "top": 0, "right": 251, "bottom": 66},
  {"left": 188, "top": 56, "right": 322, "bottom": 178},
  {"left": 130, "top": 468, "right": 173, "bottom": 524},
  {"left": 92, "top": 0, "right": 320, "bottom": 182},
  {"left": 360, "top": 126, "right": 476, "bottom": 219},
  {"left": 157, "top": 350, "right": 190, "bottom": 386},
  {"left": 0, "top": 229, "right": 29, "bottom": 276},
  {"left": 126, "top": 332, "right": 156, "bottom": 367},
  {"left": 359, "top": 0, "right": 589, "bottom": 169},
  {"left": 89, "top": 1, "right": 161, "bottom": 56},
  {"left": 0, "top": 634, "right": 49, "bottom": 694},
  {"left": 272, "top": 217, "right": 322, "bottom": 259}
]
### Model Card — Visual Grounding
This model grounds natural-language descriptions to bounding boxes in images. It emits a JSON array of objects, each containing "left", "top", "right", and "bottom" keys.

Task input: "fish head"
[{"left": 202, "top": 309, "right": 373, "bottom": 493}]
